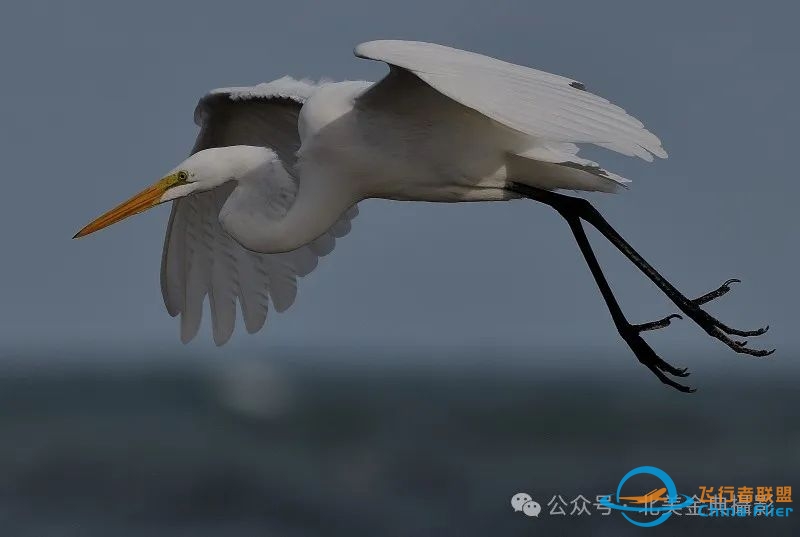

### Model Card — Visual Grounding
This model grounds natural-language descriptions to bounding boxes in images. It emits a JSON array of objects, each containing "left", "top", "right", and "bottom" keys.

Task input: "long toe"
[
  {"left": 716, "top": 322, "right": 770, "bottom": 338},
  {"left": 692, "top": 278, "right": 741, "bottom": 306},
  {"left": 642, "top": 362, "right": 696, "bottom": 393},
  {"left": 623, "top": 329, "right": 694, "bottom": 391},
  {"left": 709, "top": 326, "right": 775, "bottom": 357},
  {"left": 634, "top": 314, "right": 682, "bottom": 333}
]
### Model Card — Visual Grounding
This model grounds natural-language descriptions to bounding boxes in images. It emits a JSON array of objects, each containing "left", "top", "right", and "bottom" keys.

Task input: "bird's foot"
[
  {"left": 619, "top": 324, "right": 694, "bottom": 393},
  {"left": 617, "top": 278, "right": 773, "bottom": 393},
  {"left": 683, "top": 278, "right": 773, "bottom": 357}
]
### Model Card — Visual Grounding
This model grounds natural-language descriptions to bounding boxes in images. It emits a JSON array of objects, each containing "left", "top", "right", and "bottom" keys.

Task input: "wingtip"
[
  {"left": 353, "top": 41, "right": 372, "bottom": 59},
  {"left": 354, "top": 40, "right": 384, "bottom": 60},
  {"left": 354, "top": 39, "right": 416, "bottom": 59}
]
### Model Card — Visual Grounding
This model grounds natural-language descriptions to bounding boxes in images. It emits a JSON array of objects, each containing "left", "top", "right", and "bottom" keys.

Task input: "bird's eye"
[{"left": 177, "top": 171, "right": 188, "bottom": 181}]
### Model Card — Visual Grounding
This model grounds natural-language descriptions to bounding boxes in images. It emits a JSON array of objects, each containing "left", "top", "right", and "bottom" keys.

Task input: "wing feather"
[
  {"left": 355, "top": 40, "right": 666, "bottom": 161},
  {"left": 161, "top": 76, "right": 357, "bottom": 344}
]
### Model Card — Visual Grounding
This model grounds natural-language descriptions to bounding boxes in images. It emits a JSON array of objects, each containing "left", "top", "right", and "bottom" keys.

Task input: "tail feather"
[{"left": 507, "top": 144, "right": 630, "bottom": 193}]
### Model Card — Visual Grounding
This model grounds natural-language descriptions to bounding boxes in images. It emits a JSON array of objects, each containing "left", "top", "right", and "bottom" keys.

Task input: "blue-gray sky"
[{"left": 0, "top": 0, "right": 796, "bottom": 363}]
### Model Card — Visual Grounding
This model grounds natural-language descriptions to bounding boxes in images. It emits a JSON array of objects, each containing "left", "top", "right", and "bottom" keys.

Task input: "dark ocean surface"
[{"left": 0, "top": 348, "right": 797, "bottom": 536}]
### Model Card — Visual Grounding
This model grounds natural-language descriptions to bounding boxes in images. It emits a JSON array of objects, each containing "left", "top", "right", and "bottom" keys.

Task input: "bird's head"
[{"left": 73, "top": 146, "right": 273, "bottom": 238}]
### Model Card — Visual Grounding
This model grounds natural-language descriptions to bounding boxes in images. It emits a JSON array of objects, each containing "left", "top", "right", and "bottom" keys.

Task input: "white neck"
[{"left": 218, "top": 154, "right": 357, "bottom": 254}]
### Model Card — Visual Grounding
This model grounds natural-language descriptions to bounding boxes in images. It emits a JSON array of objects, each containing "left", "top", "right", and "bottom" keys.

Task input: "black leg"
[
  {"left": 562, "top": 213, "right": 694, "bottom": 392},
  {"left": 507, "top": 183, "right": 773, "bottom": 390},
  {"left": 569, "top": 199, "right": 771, "bottom": 351}
]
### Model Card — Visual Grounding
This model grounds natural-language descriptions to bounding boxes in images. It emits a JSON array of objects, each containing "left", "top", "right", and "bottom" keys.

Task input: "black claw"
[
  {"left": 634, "top": 314, "right": 683, "bottom": 332},
  {"left": 693, "top": 278, "right": 741, "bottom": 306},
  {"left": 709, "top": 327, "right": 775, "bottom": 357},
  {"left": 672, "top": 367, "right": 691, "bottom": 378},
  {"left": 622, "top": 325, "right": 693, "bottom": 392},
  {"left": 716, "top": 322, "right": 770, "bottom": 337},
  {"left": 654, "top": 359, "right": 691, "bottom": 377},
  {"left": 675, "top": 283, "right": 772, "bottom": 356},
  {"left": 643, "top": 362, "right": 696, "bottom": 393}
]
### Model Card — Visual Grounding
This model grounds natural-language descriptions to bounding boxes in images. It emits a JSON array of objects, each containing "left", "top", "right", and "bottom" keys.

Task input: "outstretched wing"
[
  {"left": 161, "top": 76, "right": 358, "bottom": 345},
  {"left": 355, "top": 40, "right": 666, "bottom": 162}
]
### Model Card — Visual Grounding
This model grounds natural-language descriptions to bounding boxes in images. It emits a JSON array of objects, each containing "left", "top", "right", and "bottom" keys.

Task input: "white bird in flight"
[{"left": 75, "top": 40, "right": 771, "bottom": 391}]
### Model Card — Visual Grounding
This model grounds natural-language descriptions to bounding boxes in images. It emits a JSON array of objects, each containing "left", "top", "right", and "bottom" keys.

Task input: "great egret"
[{"left": 75, "top": 40, "right": 771, "bottom": 391}]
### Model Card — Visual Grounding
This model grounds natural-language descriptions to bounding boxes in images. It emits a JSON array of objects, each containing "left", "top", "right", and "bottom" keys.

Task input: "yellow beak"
[{"left": 73, "top": 175, "right": 179, "bottom": 239}]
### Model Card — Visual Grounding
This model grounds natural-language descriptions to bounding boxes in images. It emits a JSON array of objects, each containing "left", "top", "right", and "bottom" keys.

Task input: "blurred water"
[{"left": 0, "top": 349, "right": 797, "bottom": 536}]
